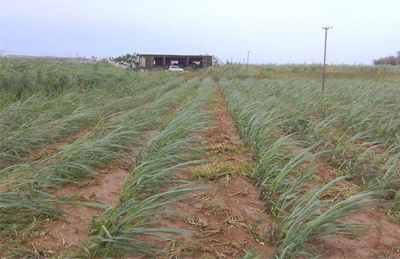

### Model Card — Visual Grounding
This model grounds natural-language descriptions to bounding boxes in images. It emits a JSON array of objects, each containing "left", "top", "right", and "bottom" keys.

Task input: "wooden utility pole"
[
  {"left": 322, "top": 26, "right": 332, "bottom": 96},
  {"left": 247, "top": 51, "right": 250, "bottom": 76}
]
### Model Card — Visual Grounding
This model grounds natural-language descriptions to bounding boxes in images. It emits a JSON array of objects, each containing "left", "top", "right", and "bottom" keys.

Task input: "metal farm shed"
[{"left": 138, "top": 54, "right": 212, "bottom": 69}]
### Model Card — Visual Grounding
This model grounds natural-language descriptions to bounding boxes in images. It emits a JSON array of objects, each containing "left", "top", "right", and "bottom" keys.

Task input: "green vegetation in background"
[{"left": 207, "top": 63, "right": 400, "bottom": 81}]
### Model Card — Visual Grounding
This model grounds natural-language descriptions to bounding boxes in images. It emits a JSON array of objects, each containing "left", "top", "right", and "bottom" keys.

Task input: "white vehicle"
[{"left": 168, "top": 65, "right": 184, "bottom": 72}]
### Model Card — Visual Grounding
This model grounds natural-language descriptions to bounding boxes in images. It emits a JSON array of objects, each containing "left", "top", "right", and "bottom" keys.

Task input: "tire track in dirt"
[{"left": 149, "top": 81, "right": 275, "bottom": 258}]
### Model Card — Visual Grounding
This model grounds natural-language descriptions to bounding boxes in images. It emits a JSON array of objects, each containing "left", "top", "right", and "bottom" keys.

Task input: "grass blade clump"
[{"left": 275, "top": 178, "right": 372, "bottom": 258}]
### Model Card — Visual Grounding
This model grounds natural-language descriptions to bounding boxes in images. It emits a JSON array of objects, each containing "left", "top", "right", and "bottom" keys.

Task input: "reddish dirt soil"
[
  {"left": 314, "top": 206, "right": 400, "bottom": 259},
  {"left": 304, "top": 152, "right": 400, "bottom": 257},
  {"left": 143, "top": 86, "right": 276, "bottom": 258},
  {"left": 290, "top": 146, "right": 400, "bottom": 258},
  {"left": 31, "top": 166, "right": 131, "bottom": 255},
  {"left": 284, "top": 138, "right": 400, "bottom": 258}
]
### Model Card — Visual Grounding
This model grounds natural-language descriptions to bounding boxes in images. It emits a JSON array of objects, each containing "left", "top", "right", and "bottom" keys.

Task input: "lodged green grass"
[
  {"left": 0, "top": 77, "right": 201, "bottom": 245},
  {"left": 0, "top": 59, "right": 202, "bottom": 256},
  {"left": 88, "top": 78, "right": 215, "bottom": 257},
  {"left": 2, "top": 60, "right": 399, "bottom": 258},
  {"left": 218, "top": 65, "right": 400, "bottom": 258},
  {"left": 0, "top": 60, "right": 185, "bottom": 166}
]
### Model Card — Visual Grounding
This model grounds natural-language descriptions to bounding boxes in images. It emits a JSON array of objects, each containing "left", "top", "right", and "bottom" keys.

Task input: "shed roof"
[{"left": 138, "top": 54, "right": 212, "bottom": 58}]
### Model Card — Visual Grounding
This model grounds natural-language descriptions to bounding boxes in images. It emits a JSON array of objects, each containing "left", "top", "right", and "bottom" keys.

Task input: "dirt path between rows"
[
  {"left": 319, "top": 207, "right": 400, "bottom": 259},
  {"left": 147, "top": 82, "right": 276, "bottom": 258}
]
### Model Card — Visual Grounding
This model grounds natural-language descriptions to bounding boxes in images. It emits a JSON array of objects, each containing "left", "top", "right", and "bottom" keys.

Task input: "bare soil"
[
  {"left": 314, "top": 207, "right": 400, "bottom": 259},
  {"left": 30, "top": 166, "right": 131, "bottom": 255}
]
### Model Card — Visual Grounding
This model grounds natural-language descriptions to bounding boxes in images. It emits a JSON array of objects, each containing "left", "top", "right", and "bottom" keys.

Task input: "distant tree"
[
  {"left": 110, "top": 53, "right": 139, "bottom": 68},
  {"left": 373, "top": 51, "right": 400, "bottom": 66},
  {"left": 212, "top": 56, "right": 223, "bottom": 66}
]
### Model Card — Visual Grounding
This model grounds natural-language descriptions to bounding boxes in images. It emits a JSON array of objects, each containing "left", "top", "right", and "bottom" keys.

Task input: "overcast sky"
[{"left": 0, "top": 0, "right": 399, "bottom": 64}]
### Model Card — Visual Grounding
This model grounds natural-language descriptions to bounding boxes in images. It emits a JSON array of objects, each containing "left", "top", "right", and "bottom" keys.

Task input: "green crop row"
[
  {"left": 221, "top": 80, "right": 374, "bottom": 258},
  {"left": 87, "top": 78, "right": 215, "bottom": 257}
]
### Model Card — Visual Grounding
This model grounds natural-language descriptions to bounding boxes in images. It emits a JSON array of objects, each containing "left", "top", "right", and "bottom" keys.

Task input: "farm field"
[{"left": 1, "top": 60, "right": 400, "bottom": 258}]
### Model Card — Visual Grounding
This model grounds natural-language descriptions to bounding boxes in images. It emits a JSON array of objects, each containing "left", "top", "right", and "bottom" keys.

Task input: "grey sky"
[{"left": 1, "top": 0, "right": 399, "bottom": 64}]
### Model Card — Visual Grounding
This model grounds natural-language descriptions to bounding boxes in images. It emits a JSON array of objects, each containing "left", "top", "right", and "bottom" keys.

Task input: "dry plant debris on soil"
[{"left": 147, "top": 88, "right": 276, "bottom": 258}]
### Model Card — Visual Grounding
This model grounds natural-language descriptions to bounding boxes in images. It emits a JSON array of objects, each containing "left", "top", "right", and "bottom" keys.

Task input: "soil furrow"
[{"left": 149, "top": 81, "right": 275, "bottom": 258}]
